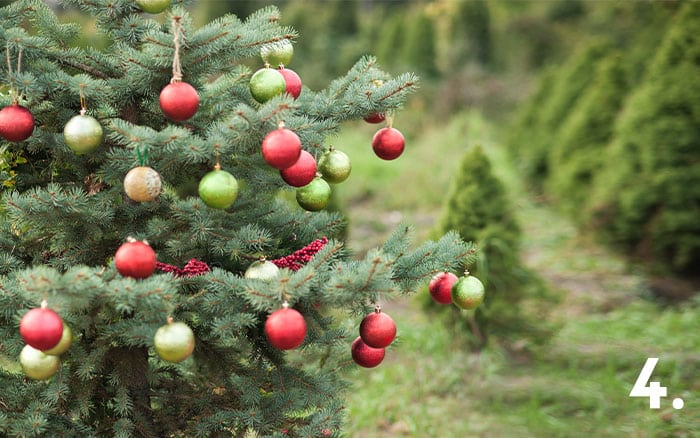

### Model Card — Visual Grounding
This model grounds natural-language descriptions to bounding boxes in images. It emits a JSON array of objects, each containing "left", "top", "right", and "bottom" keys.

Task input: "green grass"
[{"left": 336, "top": 111, "right": 700, "bottom": 437}]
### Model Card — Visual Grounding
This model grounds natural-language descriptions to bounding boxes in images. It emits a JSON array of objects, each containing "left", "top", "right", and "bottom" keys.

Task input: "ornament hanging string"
[
  {"left": 79, "top": 87, "right": 88, "bottom": 116},
  {"left": 5, "top": 44, "right": 22, "bottom": 104},
  {"left": 171, "top": 16, "right": 184, "bottom": 83},
  {"left": 135, "top": 144, "right": 149, "bottom": 166}
]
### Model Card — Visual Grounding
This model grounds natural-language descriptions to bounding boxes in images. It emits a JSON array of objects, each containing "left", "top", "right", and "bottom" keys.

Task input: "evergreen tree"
[
  {"left": 589, "top": 2, "right": 700, "bottom": 274},
  {"left": 545, "top": 52, "right": 628, "bottom": 215},
  {"left": 516, "top": 40, "right": 610, "bottom": 188},
  {"left": 0, "top": 1, "right": 472, "bottom": 436},
  {"left": 401, "top": 10, "right": 438, "bottom": 78},
  {"left": 435, "top": 145, "right": 552, "bottom": 349}
]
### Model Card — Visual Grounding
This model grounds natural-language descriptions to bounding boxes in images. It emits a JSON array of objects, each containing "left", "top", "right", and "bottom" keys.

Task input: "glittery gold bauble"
[{"left": 123, "top": 166, "right": 162, "bottom": 202}]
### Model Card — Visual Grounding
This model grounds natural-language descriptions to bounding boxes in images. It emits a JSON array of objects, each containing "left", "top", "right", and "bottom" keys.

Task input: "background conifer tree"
[
  {"left": 589, "top": 1, "right": 700, "bottom": 274},
  {"left": 545, "top": 52, "right": 628, "bottom": 216},
  {"left": 433, "top": 145, "right": 552, "bottom": 349},
  {"left": 0, "top": 1, "right": 472, "bottom": 436}
]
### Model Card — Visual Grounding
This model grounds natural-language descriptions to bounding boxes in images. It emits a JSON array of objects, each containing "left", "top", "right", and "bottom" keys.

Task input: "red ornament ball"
[
  {"left": 351, "top": 336, "right": 385, "bottom": 368},
  {"left": 159, "top": 81, "right": 199, "bottom": 122},
  {"left": 0, "top": 104, "right": 34, "bottom": 142},
  {"left": 20, "top": 306, "right": 64, "bottom": 351},
  {"left": 280, "top": 150, "right": 317, "bottom": 187},
  {"left": 278, "top": 67, "right": 302, "bottom": 99},
  {"left": 115, "top": 239, "right": 157, "bottom": 279},
  {"left": 372, "top": 127, "right": 405, "bottom": 160},
  {"left": 261, "top": 126, "right": 302, "bottom": 170},
  {"left": 265, "top": 307, "right": 307, "bottom": 350},
  {"left": 428, "top": 271, "right": 459, "bottom": 305},
  {"left": 359, "top": 309, "right": 396, "bottom": 348},
  {"left": 363, "top": 113, "right": 385, "bottom": 124}
]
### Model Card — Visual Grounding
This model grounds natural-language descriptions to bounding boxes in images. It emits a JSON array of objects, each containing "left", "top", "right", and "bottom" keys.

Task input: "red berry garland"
[
  {"left": 271, "top": 237, "right": 328, "bottom": 271},
  {"left": 156, "top": 258, "right": 210, "bottom": 277}
]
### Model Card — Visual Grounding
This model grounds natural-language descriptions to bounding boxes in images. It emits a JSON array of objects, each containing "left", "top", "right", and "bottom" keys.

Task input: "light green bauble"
[
  {"left": 296, "top": 176, "right": 331, "bottom": 211},
  {"left": 318, "top": 147, "right": 352, "bottom": 184},
  {"left": 198, "top": 168, "right": 239, "bottom": 209},
  {"left": 136, "top": 0, "right": 171, "bottom": 14},
  {"left": 260, "top": 39, "right": 294, "bottom": 67},
  {"left": 249, "top": 68, "right": 286, "bottom": 103},
  {"left": 43, "top": 324, "right": 73, "bottom": 356},
  {"left": 64, "top": 114, "right": 103, "bottom": 154},
  {"left": 20, "top": 344, "right": 60, "bottom": 380},
  {"left": 245, "top": 259, "right": 280, "bottom": 281},
  {"left": 154, "top": 320, "right": 195, "bottom": 363},
  {"left": 451, "top": 274, "right": 485, "bottom": 310}
]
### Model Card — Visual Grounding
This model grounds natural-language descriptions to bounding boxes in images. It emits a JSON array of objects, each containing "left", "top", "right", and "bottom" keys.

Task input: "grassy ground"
[{"left": 335, "top": 111, "right": 700, "bottom": 437}]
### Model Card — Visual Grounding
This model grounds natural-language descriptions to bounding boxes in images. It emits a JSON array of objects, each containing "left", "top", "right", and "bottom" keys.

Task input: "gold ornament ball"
[{"left": 124, "top": 166, "right": 162, "bottom": 202}]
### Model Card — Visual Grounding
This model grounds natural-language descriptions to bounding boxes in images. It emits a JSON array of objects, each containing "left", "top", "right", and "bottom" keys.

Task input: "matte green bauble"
[
  {"left": 198, "top": 168, "right": 239, "bottom": 209},
  {"left": 43, "top": 324, "right": 73, "bottom": 356},
  {"left": 318, "top": 147, "right": 352, "bottom": 184},
  {"left": 64, "top": 113, "right": 103, "bottom": 154},
  {"left": 136, "top": 0, "right": 171, "bottom": 14},
  {"left": 249, "top": 68, "right": 286, "bottom": 103},
  {"left": 154, "top": 320, "right": 195, "bottom": 363},
  {"left": 20, "top": 345, "right": 60, "bottom": 380},
  {"left": 296, "top": 176, "right": 331, "bottom": 212},
  {"left": 451, "top": 274, "right": 485, "bottom": 310},
  {"left": 260, "top": 39, "right": 294, "bottom": 67},
  {"left": 244, "top": 259, "right": 280, "bottom": 281}
]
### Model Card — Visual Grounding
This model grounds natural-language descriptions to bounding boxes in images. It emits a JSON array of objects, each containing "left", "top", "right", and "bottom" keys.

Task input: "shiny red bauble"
[
  {"left": 280, "top": 150, "right": 317, "bottom": 187},
  {"left": 115, "top": 239, "right": 157, "bottom": 279},
  {"left": 265, "top": 307, "right": 307, "bottom": 350},
  {"left": 0, "top": 104, "right": 34, "bottom": 141},
  {"left": 20, "top": 306, "right": 64, "bottom": 351},
  {"left": 359, "top": 309, "right": 396, "bottom": 348},
  {"left": 278, "top": 67, "right": 302, "bottom": 99},
  {"left": 159, "top": 81, "right": 199, "bottom": 122},
  {"left": 428, "top": 271, "right": 459, "bottom": 305},
  {"left": 363, "top": 113, "right": 385, "bottom": 124},
  {"left": 371, "top": 127, "right": 405, "bottom": 160},
  {"left": 351, "top": 336, "right": 385, "bottom": 368},
  {"left": 261, "top": 126, "right": 302, "bottom": 170}
]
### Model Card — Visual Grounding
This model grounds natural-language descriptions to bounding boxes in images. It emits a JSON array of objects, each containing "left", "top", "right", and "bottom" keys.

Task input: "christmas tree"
[{"left": 0, "top": 1, "right": 473, "bottom": 436}]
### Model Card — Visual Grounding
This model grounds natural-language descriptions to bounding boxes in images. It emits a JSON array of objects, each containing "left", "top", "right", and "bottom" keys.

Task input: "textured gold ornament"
[{"left": 124, "top": 166, "right": 162, "bottom": 202}]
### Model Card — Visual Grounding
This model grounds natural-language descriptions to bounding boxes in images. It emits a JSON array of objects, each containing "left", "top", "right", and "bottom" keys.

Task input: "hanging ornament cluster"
[
  {"left": 260, "top": 121, "right": 353, "bottom": 212},
  {"left": 352, "top": 306, "right": 396, "bottom": 368},
  {"left": 17, "top": 300, "right": 72, "bottom": 380},
  {"left": 0, "top": 45, "right": 35, "bottom": 142},
  {"left": 251, "top": 39, "right": 302, "bottom": 103},
  {"left": 428, "top": 270, "right": 485, "bottom": 310}
]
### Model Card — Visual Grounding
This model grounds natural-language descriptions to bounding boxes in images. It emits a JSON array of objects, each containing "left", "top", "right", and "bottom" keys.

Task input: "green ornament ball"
[
  {"left": 20, "top": 345, "right": 60, "bottom": 380},
  {"left": 249, "top": 67, "right": 286, "bottom": 103},
  {"left": 296, "top": 176, "right": 331, "bottom": 211},
  {"left": 154, "top": 320, "right": 195, "bottom": 363},
  {"left": 451, "top": 274, "right": 485, "bottom": 310},
  {"left": 64, "top": 113, "right": 103, "bottom": 154},
  {"left": 318, "top": 147, "right": 352, "bottom": 184},
  {"left": 260, "top": 39, "right": 294, "bottom": 67},
  {"left": 42, "top": 324, "right": 73, "bottom": 356},
  {"left": 198, "top": 168, "right": 239, "bottom": 209},
  {"left": 244, "top": 259, "right": 280, "bottom": 281},
  {"left": 136, "top": 0, "right": 171, "bottom": 14}
]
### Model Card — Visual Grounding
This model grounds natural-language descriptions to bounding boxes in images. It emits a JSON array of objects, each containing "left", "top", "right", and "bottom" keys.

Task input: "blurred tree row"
[{"left": 508, "top": 1, "right": 699, "bottom": 282}]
